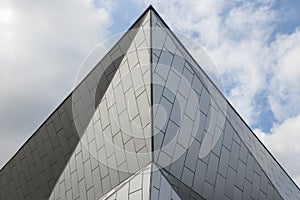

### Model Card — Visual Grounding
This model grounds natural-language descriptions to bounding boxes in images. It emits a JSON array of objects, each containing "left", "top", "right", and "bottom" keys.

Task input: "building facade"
[{"left": 0, "top": 6, "right": 299, "bottom": 200}]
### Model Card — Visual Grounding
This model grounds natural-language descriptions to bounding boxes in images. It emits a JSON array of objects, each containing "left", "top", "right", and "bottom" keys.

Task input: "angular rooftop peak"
[{"left": 0, "top": 5, "right": 299, "bottom": 200}]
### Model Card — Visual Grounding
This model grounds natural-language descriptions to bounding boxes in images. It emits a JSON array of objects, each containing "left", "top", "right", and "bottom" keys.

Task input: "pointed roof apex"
[
  {"left": 147, "top": 4, "right": 154, "bottom": 10},
  {"left": 147, "top": 4, "right": 171, "bottom": 30},
  {"left": 128, "top": 4, "right": 170, "bottom": 31}
]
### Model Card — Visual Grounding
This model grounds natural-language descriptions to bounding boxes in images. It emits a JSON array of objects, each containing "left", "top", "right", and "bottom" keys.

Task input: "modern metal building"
[{"left": 0, "top": 6, "right": 299, "bottom": 200}]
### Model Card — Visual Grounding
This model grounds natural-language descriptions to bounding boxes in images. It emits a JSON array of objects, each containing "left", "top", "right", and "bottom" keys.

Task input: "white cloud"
[
  {"left": 255, "top": 114, "right": 300, "bottom": 186},
  {"left": 0, "top": 0, "right": 112, "bottom": 168},
  {"left": 269, "top": 29, "right": 300, "bottom": 121}
]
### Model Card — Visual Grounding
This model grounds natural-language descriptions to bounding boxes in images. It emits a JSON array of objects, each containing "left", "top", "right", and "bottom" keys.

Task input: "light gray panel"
[{"left": 99, "top": 164, "right": 151, "bottom": 200}]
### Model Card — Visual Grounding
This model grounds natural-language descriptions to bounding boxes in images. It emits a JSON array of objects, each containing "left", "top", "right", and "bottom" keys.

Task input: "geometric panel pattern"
[{"left": 0, "top": 5, "right": 299, "bottom": 200}]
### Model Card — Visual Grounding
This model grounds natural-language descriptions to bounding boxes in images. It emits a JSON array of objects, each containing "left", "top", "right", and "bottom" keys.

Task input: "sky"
[{"left": 0, "top": 0, "right": 300, "bottom": 187}]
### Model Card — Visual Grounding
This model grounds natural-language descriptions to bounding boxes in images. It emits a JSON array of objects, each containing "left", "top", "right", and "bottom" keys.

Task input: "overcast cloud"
[{"left": 0, "top": 0, "right": 299, "bottom": 187}]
